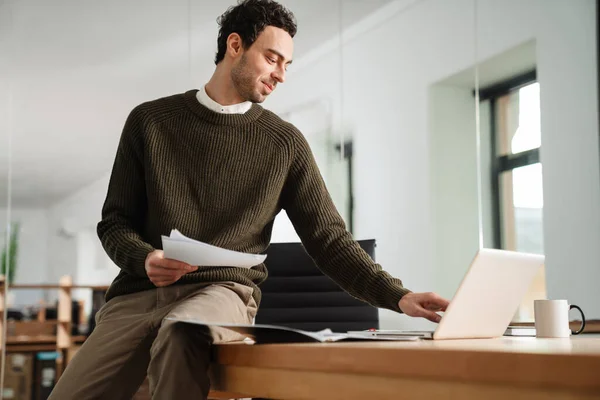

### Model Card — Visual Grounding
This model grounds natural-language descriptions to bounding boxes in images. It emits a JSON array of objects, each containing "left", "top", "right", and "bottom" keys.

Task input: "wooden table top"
[{"left": 213, "top": 336, "right": 600, "bottom": 392}]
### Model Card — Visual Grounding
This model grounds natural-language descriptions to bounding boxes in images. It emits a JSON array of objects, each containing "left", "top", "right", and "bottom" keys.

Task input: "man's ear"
[{"left": 226, "top": 33, "right": 243, "bottom": 59}]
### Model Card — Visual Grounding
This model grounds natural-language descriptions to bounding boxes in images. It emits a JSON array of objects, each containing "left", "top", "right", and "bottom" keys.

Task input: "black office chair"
[{"left": 255, "top": 239, "right": 379, "bottom": 332}]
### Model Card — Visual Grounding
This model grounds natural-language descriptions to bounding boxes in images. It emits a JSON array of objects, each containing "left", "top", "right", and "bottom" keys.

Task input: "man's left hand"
[{"left": 398, "top": 292, "right": 450, "bottom": 323}]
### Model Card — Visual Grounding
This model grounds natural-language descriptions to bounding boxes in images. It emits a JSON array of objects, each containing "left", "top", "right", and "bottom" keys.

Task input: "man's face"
[{"left": 231, "top": 26, "right": 294, "bottom": 103}]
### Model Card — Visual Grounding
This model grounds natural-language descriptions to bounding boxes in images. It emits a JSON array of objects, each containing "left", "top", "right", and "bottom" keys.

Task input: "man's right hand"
[{"left": 145, "top": 250, "right": 198, "bottom": 287}]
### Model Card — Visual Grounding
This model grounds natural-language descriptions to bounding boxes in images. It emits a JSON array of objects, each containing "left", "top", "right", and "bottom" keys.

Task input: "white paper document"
[{"left": 161, "top": 229, "right": 266, "bottom": 269}]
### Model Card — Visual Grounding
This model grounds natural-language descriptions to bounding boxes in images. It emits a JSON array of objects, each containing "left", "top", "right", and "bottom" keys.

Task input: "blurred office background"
[{"left": 0, "top": 0, "right": 597, "bottom": 359}]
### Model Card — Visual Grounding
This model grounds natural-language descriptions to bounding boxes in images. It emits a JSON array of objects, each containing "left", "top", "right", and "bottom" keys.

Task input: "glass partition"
[
  {"left": 474, "top": 0, "right": 599, "bottom": 322},
  {"left": 0, "top": 0, "right": 488, "bottom": 393}
]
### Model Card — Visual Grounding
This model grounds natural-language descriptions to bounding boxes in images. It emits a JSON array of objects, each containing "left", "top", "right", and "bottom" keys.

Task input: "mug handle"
[{"left": 570, "top": 304, "right": 586, "bottom": 335}]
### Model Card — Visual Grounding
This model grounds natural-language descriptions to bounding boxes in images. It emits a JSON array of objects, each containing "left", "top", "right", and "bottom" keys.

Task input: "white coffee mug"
[{"left": 534, "top": 299, "right": 586, "bottom": 338}]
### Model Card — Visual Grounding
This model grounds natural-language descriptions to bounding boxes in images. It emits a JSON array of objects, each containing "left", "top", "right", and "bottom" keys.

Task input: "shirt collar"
[{"left": 196, "top": 85, "right": 252, "bottom": 114}]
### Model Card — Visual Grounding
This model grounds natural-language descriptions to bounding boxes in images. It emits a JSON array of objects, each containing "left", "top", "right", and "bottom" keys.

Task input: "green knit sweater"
[{"left": 97, "top": 89, "right": 410, "bottom": 312}]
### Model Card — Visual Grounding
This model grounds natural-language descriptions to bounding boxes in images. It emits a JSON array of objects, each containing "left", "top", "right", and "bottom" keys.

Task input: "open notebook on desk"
[{"left": 166, "top": 318, "right": 421, "bottom": 344}]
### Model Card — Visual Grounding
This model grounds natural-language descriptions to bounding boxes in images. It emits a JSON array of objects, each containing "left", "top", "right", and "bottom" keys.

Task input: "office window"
[
  {"left": 480, "top": 71, "right": 545, "bottom": 321},
  {"left": 496, "top": 82, "right": 544, "bottom": 254},
  {"left": 481, "top": 71, "right": 543, "bottom": 254}
]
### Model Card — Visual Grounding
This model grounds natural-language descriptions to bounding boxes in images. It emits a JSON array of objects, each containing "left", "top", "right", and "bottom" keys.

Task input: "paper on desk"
[{"left": 161, "top": 229, "right": 266, "bottom": 268}]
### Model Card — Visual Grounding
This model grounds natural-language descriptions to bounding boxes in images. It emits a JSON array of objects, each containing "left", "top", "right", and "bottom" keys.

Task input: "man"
[{"left": 50, "top": 0, "right": 449, "bottom": 399}]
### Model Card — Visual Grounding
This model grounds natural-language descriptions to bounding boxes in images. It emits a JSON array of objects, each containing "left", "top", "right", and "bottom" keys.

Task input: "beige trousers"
[{"left": 48, "top": 281, "right": 257, "bottom": 400}]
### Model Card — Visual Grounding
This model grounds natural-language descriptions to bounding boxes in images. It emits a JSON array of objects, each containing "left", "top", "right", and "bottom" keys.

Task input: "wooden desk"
[{"left": 210, "top": 336, "right": 600, "bottom": 400}]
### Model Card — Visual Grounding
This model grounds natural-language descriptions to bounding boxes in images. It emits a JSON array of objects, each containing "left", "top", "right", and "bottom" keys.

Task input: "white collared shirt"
[{"left": 196, "top": 85, "right": 252, "bottom": 114}]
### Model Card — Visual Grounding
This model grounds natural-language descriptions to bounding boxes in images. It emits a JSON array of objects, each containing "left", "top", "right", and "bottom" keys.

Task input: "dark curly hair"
[{"left": 215, "top": 0, "right": 297, "bottom": 65}]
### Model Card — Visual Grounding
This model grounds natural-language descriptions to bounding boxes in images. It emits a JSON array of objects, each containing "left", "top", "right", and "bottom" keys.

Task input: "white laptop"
[{"left": 351, "top": 248, "right": 544, "bottom": 340}]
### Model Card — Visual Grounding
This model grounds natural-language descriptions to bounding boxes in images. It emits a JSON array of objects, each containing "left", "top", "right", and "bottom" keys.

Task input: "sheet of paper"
[{"left": 161, "top": 229, "right": 266, "bottom": 269}]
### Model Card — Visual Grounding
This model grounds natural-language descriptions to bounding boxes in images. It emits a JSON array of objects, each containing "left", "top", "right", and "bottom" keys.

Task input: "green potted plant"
[{"left": 1, "top": 221, "right": 20, "bottom": 285}]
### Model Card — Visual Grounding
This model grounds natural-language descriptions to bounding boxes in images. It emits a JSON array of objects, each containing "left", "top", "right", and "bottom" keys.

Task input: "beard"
[{"left": 231, "top": 53, "right": 264, "bottom": 103}]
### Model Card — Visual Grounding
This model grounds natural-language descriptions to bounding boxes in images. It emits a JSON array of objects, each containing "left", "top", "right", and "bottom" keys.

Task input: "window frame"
[{"left": 479, "top": 69, "right": 539, "bottom": 249}]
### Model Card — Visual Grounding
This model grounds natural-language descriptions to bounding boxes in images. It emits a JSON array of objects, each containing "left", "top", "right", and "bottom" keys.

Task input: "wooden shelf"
[
  {"left": 5, "top": 343, "right": 60, "bottom": 352},
  {"left": 4, "top": 335, "right": 88, "bottom": 357},
  {"left": 7, "top": 335, "right": 58, "bottom": 344},
  {"left": 6, "top": 335, "right": 87, "bottom": 345},
  {"left": 9, "top": 284, "right": 109, "bottom": 290},
  {"left": 0, "top": 275, "right": 102, "bottom": 378}
]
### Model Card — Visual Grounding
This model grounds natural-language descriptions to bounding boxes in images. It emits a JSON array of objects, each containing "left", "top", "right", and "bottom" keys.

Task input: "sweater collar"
[{"left": 184, "top": 89, "right": 263, "bottom": 126}]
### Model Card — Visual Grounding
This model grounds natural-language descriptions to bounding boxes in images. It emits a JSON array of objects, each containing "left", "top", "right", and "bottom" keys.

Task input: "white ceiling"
[{"left": 0, "top": 0, "right": 391, "bottom": 207}]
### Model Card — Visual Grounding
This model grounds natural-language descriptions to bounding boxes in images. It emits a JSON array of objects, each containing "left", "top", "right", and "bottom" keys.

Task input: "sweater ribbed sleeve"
[
  {"left": 97, "top": 106, "right": 155, "bottom": 278},
  {"left": 281, "top": 130, "right": 411, "bottom": 313}
]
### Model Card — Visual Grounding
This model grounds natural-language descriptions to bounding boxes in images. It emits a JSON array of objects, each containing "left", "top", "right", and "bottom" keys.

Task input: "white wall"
[
  {"left": 46, "top": 173, "right": 115, "bottom": 284},
  {"left": 50, "top": 175, "right": 119, "bottom": 281},
  {"left": 44, "top": 173, "right": 120, "bottom": 311},
  {"left": 536, "top": 1, "right": 600, "bottom": 319},
  {"left": 269, "top": 0, "right": 600, "bottom": 327},
  {"left": 429, "top": 85, "right": 479, "bottom": 300},
  {"left": 0, "top": 208, "right": 49, "bottom": 306}
]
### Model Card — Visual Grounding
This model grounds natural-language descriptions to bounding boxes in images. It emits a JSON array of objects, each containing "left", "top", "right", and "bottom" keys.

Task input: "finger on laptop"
[
  {"left": 424, "top": 310, "right": 442, "bottom": 323},
  {"left": 425, "top": 292, "right": 449, "bottom": 311}
]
